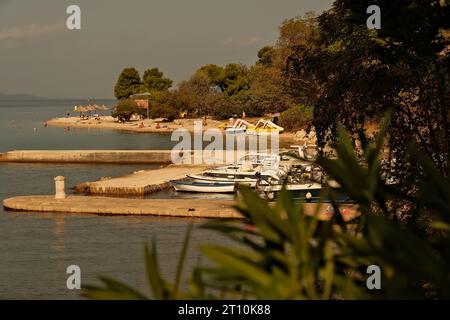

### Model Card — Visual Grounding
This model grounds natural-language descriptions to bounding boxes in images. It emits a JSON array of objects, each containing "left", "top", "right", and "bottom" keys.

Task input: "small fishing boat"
[{"left": 170, "top": 180, "right": 236, "bottom": 193}]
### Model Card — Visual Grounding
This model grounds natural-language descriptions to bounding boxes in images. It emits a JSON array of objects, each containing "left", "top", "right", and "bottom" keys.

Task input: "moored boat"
[
  {"left": 257, "top": 182, "right": 323, "bottom": 201},
  {"left": 170, "top": 180, "right": 236, "bottom": 193},
  {"left": 187, "top": 174, "right": 257, "bottom": 187}
]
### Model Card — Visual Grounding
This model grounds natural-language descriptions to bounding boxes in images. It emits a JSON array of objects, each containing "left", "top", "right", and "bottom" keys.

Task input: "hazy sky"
[{"left": 0, "top": 0, "right": 333, "bottom": 98}]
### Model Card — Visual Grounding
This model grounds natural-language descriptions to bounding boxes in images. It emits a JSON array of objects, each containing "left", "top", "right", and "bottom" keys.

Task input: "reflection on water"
[
  {"left": 0, "top": 162, "right": 232, "bottom": 299},
  {"left": 52, "top": 216, "right": 66, "bottom": 253}
]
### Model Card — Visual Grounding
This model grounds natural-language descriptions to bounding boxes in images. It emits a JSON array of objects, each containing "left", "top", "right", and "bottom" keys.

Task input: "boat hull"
[
  {"left": 258, "top": 183, "right": 352, "bottom": 203},
  {"left": 171, "top": 180, "right": 236, "bottom": 193},
  {"left": 187, "top": 174, "right": 257, "bottom": 187}
]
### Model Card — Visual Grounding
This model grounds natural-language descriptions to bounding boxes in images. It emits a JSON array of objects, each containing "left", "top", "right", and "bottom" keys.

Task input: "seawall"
[
  {"left": 2, "top": 195, "right": 360, "bottom": 221},
  {"left": 0, "top": 150, "right": 178, "bottom": 164},
  {"left": 0, "top": 150, "right": 250, "bottom": 165}
]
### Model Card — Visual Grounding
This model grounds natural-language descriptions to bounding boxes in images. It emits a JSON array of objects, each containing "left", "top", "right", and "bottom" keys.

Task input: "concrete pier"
[
  {"left": 74, "top": 165, "right": 208, "bottom": 196},
  {"left": 0, "top": 150, "right": 178, "bottom": 164},
  {"left": 2, "top": 195, "right": 359, "bottom": 220},
  {"left": 0, "top": 150, "right": 269, "bottom": 165},
  {"left": 3, "top": 196, "right": 242, "bottom": 219}
]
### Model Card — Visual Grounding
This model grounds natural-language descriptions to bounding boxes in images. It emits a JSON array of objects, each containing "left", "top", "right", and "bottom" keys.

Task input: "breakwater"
[
  {"left": 0, "top": 150, "right": 178, "bottom": 164},
  {"left": 3, "top": 196, "right": 242, "bottom": 219}
]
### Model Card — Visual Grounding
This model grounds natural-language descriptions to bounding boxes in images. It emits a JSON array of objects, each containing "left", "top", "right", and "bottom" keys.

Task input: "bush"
[
  {"left": 148, "top": 104, "right": 178, "bottom": 122},
  {"left": 211, "top": 96, "right": 244, "bottom": 120},
  {"left": 279, "top": 104, "right": 313, "bottom": 131},
  {"left": 112, "top": 99, "right": 144, "bottom": 122}
]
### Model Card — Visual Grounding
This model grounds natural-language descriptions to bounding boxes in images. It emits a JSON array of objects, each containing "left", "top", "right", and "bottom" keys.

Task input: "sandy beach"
[
  {"left": 46, "top": 116, "right": 300, "bottom": 142},
  {"left": 47, "top": 116, "right": 220, "bottom": 133}
]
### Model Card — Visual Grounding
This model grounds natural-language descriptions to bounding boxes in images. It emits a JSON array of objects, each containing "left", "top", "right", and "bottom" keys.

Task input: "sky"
[{"left": 0, "top": 0, "right": 333, "bottom": 99}]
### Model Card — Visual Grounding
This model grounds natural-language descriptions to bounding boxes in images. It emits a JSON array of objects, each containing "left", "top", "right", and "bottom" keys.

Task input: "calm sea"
[
  {"left": 0, "top": 99, "right": 178, "bottom": 152},
  {"left": 0, "top": 100, "right": 231, "bottom": 299}
]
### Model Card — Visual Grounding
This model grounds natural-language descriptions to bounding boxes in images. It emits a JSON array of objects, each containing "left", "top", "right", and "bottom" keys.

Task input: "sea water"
[{"left": 0, "top": 100, "right": 231, "bottom": 299}]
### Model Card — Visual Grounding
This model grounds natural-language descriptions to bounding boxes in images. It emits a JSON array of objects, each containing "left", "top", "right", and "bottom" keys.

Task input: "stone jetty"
[
  {"left": 74, "top": 165, "right": 208, "bottom": 196},
  {"left": 0, "top": 150, "right": 178, "bottom": 164},
  {"left": 3, "top": 196, "right": 242, "bottom": 219},
  {"left": 2, "top": 195, "right": 359, "bottom": 220}
]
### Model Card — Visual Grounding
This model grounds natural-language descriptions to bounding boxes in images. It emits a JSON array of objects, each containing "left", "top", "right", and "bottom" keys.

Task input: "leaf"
[
  {"left": 172, "top": 224, "right": 193, "bottom": 299},
  {"left": 201, "top": 245, "right": 273, "bottom": 288},
  {"left": 82, "top": 277, "right": 148, "bottom": 300},
  {"left": 145, "top": 242, "right": 167, "bottom": 300}
]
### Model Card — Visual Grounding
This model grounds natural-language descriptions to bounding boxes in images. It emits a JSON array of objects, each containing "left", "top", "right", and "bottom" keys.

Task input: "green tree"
[
  {"left": 285, "top": 1, "right": 450, "bottom": 186},
  {"left": 197, "top": 64, "right": 226, "bottom": 92},
  {"left": 275, "top": 12, "right": 320, "bottom": 68},
  {"left": 211, "top": 94, "right": 245, "bottom": 120},
  {"left": 111, "top": 99, "right": 143, "bottom": 122},
  {"left": 257, "top": 46, "right": 275, "bottom": 66},
  {"left": 245, "top": 64, "right": 294, "bottom": 115},
  {"left": 223, "top": 63, "right": 251, "bottom": 96},
  {"left": 114, "top": 68, "right": 142, "bottom": 100},
  {"left": 173, "top": 72, "right": 220, "bottom": 117},
  {"left": 142, "top": 68, "right": 173, "bottom": 92}
]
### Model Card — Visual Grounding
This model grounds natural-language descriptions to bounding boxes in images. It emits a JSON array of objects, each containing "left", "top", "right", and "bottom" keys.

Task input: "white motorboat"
[
  {"left": 202, "top": 153, "right": 282, "bottom": 178},
  {"left": 170, "top": 180, "right": 236, "bottom": 193},
  {"left": 187, "top": 174, "right": 258, "bottom": 187},
  {"left": 175, "top": 153, "right": 287, "bottom": 193}
]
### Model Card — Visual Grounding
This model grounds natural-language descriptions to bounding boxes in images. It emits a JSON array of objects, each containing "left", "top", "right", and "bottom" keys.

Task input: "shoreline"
[{"left": 46, "top": 116, "right": 299, "bottom": 142}]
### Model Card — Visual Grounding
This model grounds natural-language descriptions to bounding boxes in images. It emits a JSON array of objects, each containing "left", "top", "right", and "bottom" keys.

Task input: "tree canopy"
[
  {"left": 114, "top": 68, "right": 142, "bottom": 100},
  {"left": 114, "top": 67, "right": 173, "bottom": 100},
  {"left": 284, "top": 0, "right": 450, "bottom": 183},
  {"left": 142, "top": 68, "right": 173, "bottom": 92}
]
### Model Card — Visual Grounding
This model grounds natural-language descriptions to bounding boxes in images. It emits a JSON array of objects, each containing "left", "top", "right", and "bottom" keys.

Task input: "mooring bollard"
[{"left": 54, "top": 176, "right": 66, "bottom": 199}]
